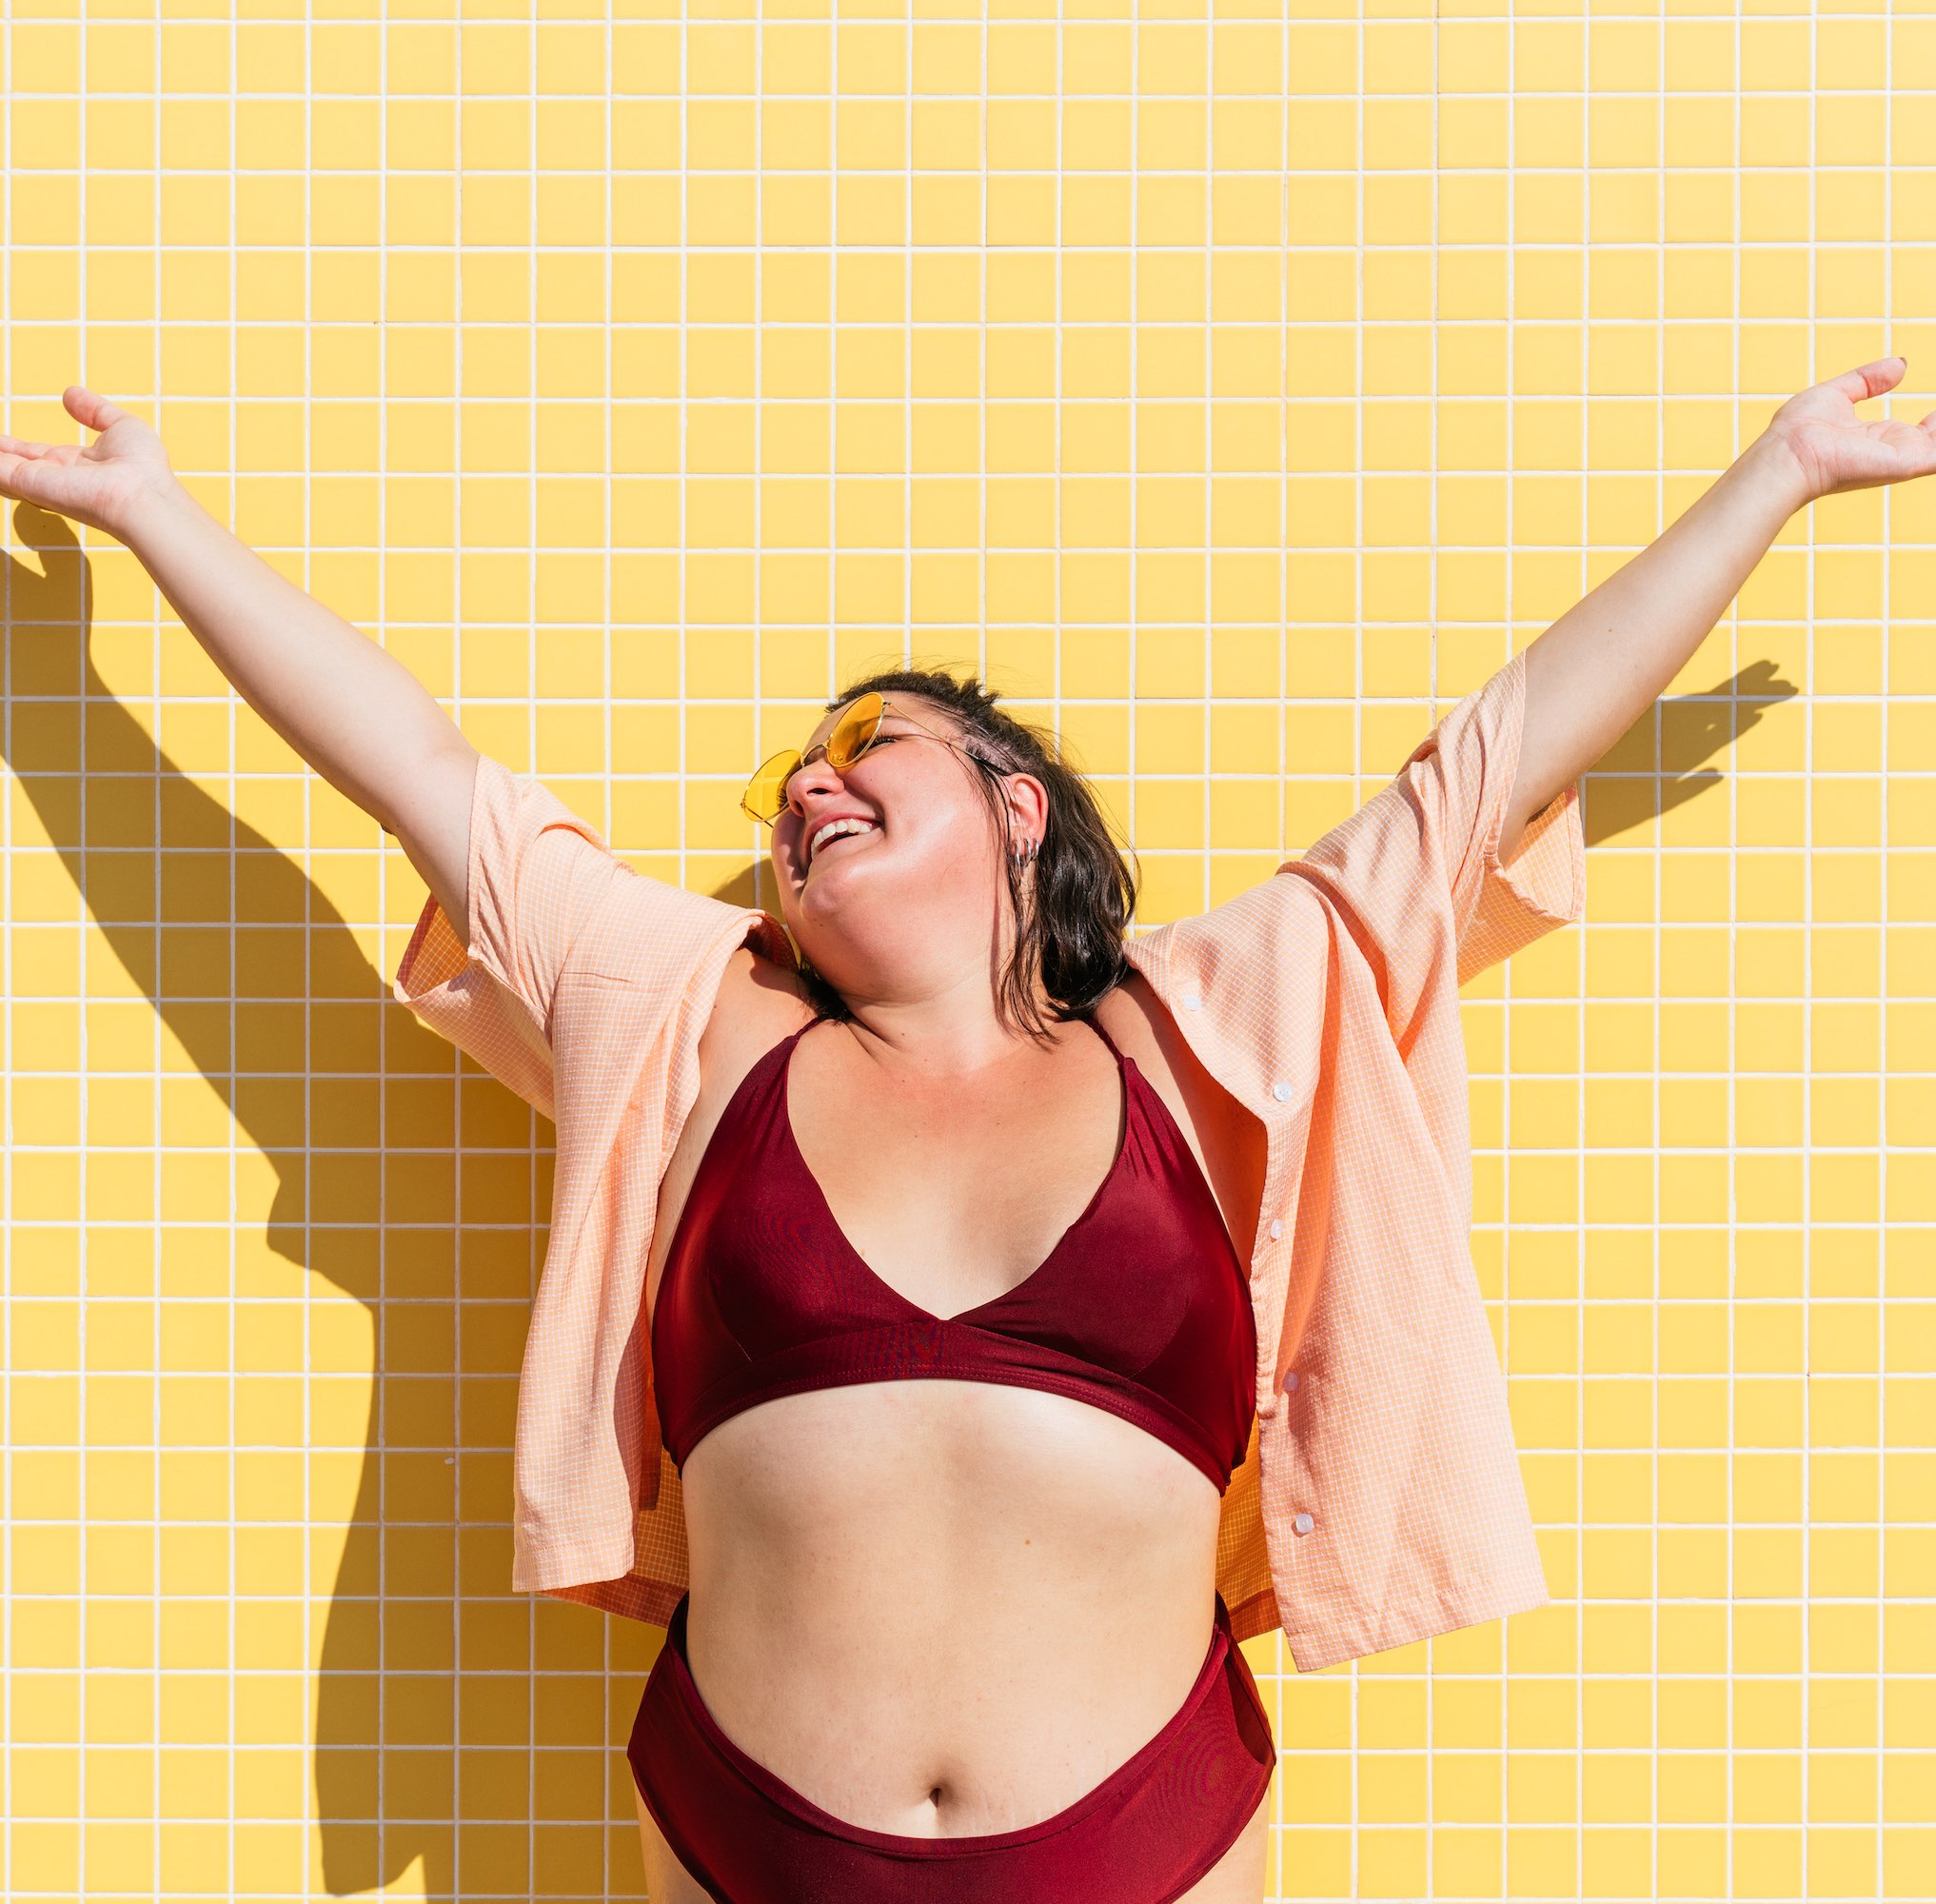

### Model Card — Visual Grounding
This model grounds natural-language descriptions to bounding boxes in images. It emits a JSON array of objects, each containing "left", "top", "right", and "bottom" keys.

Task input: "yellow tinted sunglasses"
[{"left": 740, "top": 694, "right": 987, "bottom": 825}]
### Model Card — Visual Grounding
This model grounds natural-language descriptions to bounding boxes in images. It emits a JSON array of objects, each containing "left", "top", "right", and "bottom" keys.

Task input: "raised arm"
[
  {"left": 0, "top": 385, "right": 477, "bottom": 929},
  {"left": 1502, "top": 356, "right": 1936, "bottom": 863}
]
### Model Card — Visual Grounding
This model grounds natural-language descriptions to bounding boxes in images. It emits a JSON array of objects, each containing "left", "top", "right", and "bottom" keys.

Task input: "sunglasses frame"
[{"left": 740, "top": 694, "right": 993, "bottom": 825}]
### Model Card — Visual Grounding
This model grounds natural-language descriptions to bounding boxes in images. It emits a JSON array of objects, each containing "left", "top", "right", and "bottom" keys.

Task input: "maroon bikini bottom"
[{"left": 627, "top": 1590, "right": 1274, "bottom": 1904}]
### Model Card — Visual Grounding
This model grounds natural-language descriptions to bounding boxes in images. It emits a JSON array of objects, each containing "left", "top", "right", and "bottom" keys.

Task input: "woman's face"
[{"left": 765, "top": 697, "right": 1044, "bottom": 1002}]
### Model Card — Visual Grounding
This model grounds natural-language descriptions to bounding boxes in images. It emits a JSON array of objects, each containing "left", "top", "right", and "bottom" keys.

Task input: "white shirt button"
[
  {"left": 1293, "top": 1511, "right": 1314, "bottom": 1535},
  {"left": 1270, "top": 1080, "right": 1293, "bottom": 1101},
  {"left": 1180, "top": 992, "right": 1202, "bottom": 1011},
  {"left": 1269, "top": 1220, "right": 1284, "bottom": 1240},
  {"left": 1280, "top": 1369, "right": 1299, "bottom": 1393}
]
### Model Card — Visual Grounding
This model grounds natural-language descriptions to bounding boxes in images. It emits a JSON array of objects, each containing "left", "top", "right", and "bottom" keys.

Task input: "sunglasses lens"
[
  {"left": 826, "top": 692, "right": 885, "bottom": 770},
  {"left": 744, "top": 694, "right": 891, "bottom": 823},
  {"left": 741, "top": 749, "right": 802, "bottom": 823}
]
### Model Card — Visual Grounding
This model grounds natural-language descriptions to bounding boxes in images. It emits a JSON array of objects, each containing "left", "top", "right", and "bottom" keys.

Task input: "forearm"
[
  {"left": 119, "top": 477, "right": 472, "bottom": 833},
  {"left": 1503, "top": 433, "right": 1810, "bottom": 852}
]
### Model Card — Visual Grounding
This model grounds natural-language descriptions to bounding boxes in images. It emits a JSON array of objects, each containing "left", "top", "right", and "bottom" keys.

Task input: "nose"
[{"left": 784, "top": 750, "right": 846, "bottom": 819}]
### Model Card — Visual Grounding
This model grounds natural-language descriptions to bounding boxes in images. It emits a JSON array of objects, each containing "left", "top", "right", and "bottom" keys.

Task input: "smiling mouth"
[{"left": 805, "top": 824, "right": 882, "bottom": 871}]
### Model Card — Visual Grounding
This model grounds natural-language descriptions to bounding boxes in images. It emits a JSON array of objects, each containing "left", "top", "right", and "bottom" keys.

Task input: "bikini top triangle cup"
[{"left": 650, "top": 1016, "right": 1258, "bottom": 1494}]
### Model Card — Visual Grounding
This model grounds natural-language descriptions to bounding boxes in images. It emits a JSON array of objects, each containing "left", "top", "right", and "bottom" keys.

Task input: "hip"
[{"left": 629, "top": 1587, "right": 1275, "bottom": 1904}]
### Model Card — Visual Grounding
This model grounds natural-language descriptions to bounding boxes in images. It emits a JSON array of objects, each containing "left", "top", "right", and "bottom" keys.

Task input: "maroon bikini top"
[{"left": 650, "top": 1016, "right": 1257, "bottom": 1494}]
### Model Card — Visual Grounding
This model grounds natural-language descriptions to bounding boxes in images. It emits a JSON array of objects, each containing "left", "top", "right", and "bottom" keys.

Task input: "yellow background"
[{"left": 6, "top": 0, "right": 1936, "bottom": 1897}]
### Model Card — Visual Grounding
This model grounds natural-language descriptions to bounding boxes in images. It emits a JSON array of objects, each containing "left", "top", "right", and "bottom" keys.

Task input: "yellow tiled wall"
[{"left": 6, "top": 0, "right": 1934, "bottom": 1898}]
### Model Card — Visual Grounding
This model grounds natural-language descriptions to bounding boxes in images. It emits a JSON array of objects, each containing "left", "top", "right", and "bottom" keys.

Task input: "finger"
[
  {"left": 0, "top": 452, "right": 57, "bottom": 504},
  {"left": 63, "top": 385, "right": 130, "bottom": 433},
  {"left": 0, "top": 434, "right": 53, "bottom": 459},
  {"left": 1822, "top": 355, "right": 1906, "bottom": 406},
  {"left": 0, "top": 448, "right": 92, "bottom": 503}
]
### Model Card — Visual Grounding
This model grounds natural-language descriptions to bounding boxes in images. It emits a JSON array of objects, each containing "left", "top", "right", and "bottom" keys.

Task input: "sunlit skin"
[
  {"left": 772, "top": 706, "right": 1051, "bottom": 1052},
  {"left": 627, "top": 696, "right": 1275, "bottom": 1901}
]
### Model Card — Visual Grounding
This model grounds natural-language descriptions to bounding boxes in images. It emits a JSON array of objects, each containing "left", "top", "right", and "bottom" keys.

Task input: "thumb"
[
  {"left": 1823, "top": 356, "right": 1906, "bottom": 406},
  {"left": 63, "top": 386, "right": 130, "bottom": 434}
]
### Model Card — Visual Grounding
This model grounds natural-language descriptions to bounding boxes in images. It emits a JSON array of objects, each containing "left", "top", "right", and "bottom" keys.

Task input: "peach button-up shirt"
[{"left": 393, "top": 646, "right": 1586, "bottom": 1672}]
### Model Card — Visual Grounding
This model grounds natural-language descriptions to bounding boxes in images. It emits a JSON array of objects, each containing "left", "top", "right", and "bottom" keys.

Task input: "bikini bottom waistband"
[{"left": 627, "top": 1590, "right": 1274, "bottom": 1903}]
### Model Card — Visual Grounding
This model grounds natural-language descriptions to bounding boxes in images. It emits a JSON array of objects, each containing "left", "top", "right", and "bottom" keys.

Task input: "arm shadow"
[
  {"left": 1574, "top": 656, "right": 1801, "bottom": 850},
  {"left": 3, "top": 506, "right": 654, "bottom": 1899}
]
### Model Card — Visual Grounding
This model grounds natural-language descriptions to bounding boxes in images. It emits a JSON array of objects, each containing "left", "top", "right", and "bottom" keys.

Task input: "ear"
[{"left": 1000, "top": 771, "right": 1051, "bottom": 849}]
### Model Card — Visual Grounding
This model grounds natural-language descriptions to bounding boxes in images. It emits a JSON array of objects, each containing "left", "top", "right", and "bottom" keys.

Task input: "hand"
[
  {"left": 1760, "top": 356, "right": 1936, "bottom": 506},
  {"left": 0, "top": 386, "right": 181, "bottom": 540}
]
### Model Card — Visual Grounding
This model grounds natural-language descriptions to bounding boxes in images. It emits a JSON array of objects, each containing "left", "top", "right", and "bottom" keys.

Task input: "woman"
[{"left": 1, "top": 360, "right": 1926, "bottom": 1903}]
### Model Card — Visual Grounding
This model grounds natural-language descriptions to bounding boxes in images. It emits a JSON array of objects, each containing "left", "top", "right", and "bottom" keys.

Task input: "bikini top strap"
[
  {"left": 775, "top": 1013, "right": 824, "bottom": 1072},
  {"left": 1083, "top": 1010, "right": 1127, "bottom": 1070}
]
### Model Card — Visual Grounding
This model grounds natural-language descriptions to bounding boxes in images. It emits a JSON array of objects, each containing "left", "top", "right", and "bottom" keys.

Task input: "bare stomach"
[{"left": 672, "top": 1380, "right": 1230, "bottom": 1837}]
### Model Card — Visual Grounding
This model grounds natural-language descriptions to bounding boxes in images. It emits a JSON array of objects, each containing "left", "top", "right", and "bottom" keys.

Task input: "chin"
[
  {"left": 796, "top": 836, "right": 887, "bottom": 901},
  {"left": 789, "top": 863, "right": 863, "bottom": 930}
]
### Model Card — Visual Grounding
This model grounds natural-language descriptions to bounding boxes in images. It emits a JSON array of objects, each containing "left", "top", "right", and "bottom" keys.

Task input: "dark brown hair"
[{"left": 795, "top": 666, "right": 1139, "bottom": 1039}]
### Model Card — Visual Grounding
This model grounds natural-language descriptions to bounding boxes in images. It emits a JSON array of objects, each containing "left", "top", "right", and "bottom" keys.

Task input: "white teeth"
[{"left": 809, "top": 817, "right": 876, "bottom": 862}]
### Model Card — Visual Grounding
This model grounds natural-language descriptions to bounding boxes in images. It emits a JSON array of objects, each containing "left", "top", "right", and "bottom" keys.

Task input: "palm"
[
  {"left": 1768, "top": 356, "right": 1936, "bottom": 503},
  {"left": 0, "top": 387, "right": 174, "bottom": 537}
]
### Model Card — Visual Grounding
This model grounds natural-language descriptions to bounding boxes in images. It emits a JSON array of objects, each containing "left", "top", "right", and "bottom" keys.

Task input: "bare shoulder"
[
  {"left": 1094, "top": 967, "right": 1195, "bottom": 1096},
  {"left": 645, "top": 942, "right": 817, "bottom": 1307},
  {"left": 698, "top": 940, "right": 818, "bottom": 1096},
  {"left": 1095, "top": 969, "right": 1266, "bottom": 1258}
]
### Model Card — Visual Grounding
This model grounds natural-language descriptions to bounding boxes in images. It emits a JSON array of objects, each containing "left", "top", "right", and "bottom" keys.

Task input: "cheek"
[
  {"left": 886, "top": 786, "right": 994, "bottom": 873},
  {"left": 861, "top": 753, "right": 990, "bottom": 845}
]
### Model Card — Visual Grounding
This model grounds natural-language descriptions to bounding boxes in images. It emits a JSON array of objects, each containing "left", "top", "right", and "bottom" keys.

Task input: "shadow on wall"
[
  {"left": 3, "top": 503, "right": 1786, "bottom": 1898},
  {"left": 6, "top": 507, "right": 726, "bottom": 1898}
]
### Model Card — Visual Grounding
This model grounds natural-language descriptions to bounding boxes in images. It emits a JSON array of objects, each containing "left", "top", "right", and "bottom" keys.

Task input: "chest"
[
  {"left": 644, "top": 972, "right": 1270, "bottom": 1330},
  {"left": 790, "top": 1034, "right": 1126, "bottom": 1310}
]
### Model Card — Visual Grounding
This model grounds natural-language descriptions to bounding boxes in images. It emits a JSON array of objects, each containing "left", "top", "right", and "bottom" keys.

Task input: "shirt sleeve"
[
  {"left": 1287, "top": 647, "right": 1587, "bottom": 1033},
  {"left": 390, "top": 753, "right": 630, "bottom": 1115}
]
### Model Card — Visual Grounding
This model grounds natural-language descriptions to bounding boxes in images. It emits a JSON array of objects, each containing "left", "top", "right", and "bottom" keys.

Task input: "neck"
[{"left": 823, "top": 971, "right": 1062, "bottom": 1078}]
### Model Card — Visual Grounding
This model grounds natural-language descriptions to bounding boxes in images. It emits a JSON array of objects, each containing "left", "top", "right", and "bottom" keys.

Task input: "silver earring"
[{"left": 1011, "top": 838, "right": 1038, "bottom": 868}]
